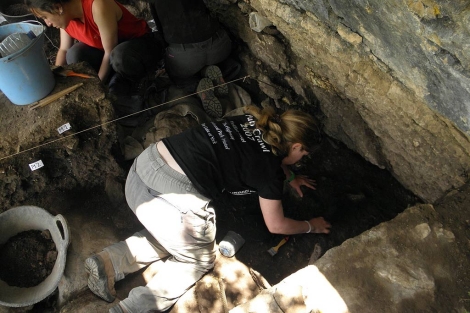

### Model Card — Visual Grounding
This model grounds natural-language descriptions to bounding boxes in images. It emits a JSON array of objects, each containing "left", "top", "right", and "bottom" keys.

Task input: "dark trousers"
[{"left": 66, "top": 33, "right": 163, "bottom": 82}]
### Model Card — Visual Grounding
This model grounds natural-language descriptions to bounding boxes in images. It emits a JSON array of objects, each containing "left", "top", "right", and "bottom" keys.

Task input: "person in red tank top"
[{"left": 26, "top": 0, "right": 163, "bottom": 85}]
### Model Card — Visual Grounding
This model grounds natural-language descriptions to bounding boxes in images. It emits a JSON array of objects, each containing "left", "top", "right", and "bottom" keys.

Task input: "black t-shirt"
[
  {"left": 150, "top": 0, "right": 220, "bottom": 44},
  {"left": 162, "top": 114, "right": 285, "bottom": 200}
]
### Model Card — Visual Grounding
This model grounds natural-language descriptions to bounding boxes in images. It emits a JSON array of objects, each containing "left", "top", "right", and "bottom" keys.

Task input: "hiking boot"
[
  {"left": 201, "top": 65, "right": 228, "bottom": 97},
  {"left": 197, "top": 78, "right": 223, "bottom": 118},
  {"left": 84, "top": 251, "right": 116, "bottom": 302}
]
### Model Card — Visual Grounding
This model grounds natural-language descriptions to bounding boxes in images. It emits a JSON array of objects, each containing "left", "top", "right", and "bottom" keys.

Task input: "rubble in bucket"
[{"left": 0, "top": 30, "right": 36, "bottom": 57}]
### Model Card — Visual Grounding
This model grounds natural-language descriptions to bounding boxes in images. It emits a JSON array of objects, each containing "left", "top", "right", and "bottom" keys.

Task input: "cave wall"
[{"left": 205, "top": 0, "right": 470, "bottom": 202}]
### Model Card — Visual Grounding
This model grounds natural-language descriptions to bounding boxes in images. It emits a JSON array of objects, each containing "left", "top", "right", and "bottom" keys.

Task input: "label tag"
[
  {"left": 57, "top": 123, "right": 71, "bottom": 134},
  {"left": 29, "top": 160, "right": 44, "bottom": 171}
]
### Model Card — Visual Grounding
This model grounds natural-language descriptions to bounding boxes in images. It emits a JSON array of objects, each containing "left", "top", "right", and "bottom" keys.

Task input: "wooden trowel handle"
[{"left": 29, "top": 83, "right": 83, "bottom": 110}]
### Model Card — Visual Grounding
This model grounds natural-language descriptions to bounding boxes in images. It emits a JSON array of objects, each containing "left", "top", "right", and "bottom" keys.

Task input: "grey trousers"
[
  {"left": 165, "top": 28, "right": 232, "bottom": 82},
  {"left": 104, "top": 144, "right": 216, "bottom": 313}
]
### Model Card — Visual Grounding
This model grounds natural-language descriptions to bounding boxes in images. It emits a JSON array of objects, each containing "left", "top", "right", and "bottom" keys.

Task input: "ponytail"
[{"left": 244, "top": 105, "right": 320, "bottom": 156}]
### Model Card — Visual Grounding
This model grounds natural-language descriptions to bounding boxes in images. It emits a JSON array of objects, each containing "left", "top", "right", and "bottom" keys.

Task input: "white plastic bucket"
[
  {"left": 0, "top": 21, "right": 55, "bottom": 105},
  {"left": 0, "top": 205, "right": 70, "bottom": 307}
]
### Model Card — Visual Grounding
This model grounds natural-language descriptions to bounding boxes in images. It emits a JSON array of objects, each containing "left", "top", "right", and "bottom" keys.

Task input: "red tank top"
[{"left": 65, "top": 0, "right": 149, "bottom": 50}]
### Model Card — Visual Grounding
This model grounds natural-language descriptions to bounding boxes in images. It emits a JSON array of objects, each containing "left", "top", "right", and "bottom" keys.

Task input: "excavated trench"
[
  {"left": 0, "top": 4, "right": 424, "bottom": 312},
  {"left": 210, "top": 130, "right": 421, "bottom": 284}
]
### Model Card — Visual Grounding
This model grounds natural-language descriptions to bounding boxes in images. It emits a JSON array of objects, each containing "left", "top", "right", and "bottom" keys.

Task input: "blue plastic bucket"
[{"left": 0, "top": 21, "right": 55, "bottom": 105}]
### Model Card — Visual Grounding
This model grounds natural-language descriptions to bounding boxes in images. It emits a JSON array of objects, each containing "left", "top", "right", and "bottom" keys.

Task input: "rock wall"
[
  {"left": 206, "top": 0, "right": 470, "bottom": 202},
  {"left": 313, "top": 200, "right": 470, "bottom": 313}
]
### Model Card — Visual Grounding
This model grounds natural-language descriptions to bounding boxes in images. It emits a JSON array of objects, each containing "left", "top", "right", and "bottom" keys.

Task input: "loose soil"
[{"left": 0, "top": 229, "right": 57, "bottom": 288}]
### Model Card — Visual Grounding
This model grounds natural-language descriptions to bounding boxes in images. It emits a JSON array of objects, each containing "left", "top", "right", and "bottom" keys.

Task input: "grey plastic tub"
[{"left": 0, "top": 205, "right": 70, "bottom": 307}]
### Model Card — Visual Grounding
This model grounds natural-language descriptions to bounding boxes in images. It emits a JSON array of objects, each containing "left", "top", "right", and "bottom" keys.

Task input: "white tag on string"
[
  {"left": 29, "top": 160, "right": 44, "bottom": 171},
  {"left": 57, "top": 123, "right": 71, "bottom": 134}
]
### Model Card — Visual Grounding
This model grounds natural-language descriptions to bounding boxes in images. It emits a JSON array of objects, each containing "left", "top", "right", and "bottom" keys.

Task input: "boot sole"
[
  {"left": 203, "top": 65, "right": 228, "bottom": 96},
  {"left": 84, "top": 255, "right": 116, "bottom": 303},
  {"left": 197, "top": 78, "right": 223, "bottom": 118}
]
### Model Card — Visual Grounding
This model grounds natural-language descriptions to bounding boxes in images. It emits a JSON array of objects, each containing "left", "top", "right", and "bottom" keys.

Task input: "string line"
[{"left": 0, "top": 75, "right": 285, "bottom": 161}]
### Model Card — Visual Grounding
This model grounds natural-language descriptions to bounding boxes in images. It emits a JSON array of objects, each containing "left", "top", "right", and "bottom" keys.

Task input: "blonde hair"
[{"left": 244, "top": 105, "right": 320, "bottom": 156}]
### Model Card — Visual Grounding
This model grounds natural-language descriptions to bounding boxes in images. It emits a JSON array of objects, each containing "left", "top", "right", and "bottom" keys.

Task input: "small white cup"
[{"left": 219, "top": 231, "right": 245, "bottom": 257}]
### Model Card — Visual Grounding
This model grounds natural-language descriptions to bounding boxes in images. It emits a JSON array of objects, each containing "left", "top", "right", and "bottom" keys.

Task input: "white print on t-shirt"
[
  {"left": 223, "top": 122, "right": 235, "bottom": 140},
  {"left": 241, "top": 122, "right": 270, "bottom": 152},
  {"left": 241, "top": 115, "right": 257, "bottom": 138},
  {"left": 202, "top": 123, "right": 217, "bottom": 144},
  {"left": 252, "top": 128, "right": 271, "bottom": 152},
  {"left": 238, "top": 116, "right": 270, "bottom": 152},
  {"left": 229, "top": 189, "right": 256, "bottom": 196},
  {"left": 230, "top": 120, "right": 246, "bottom": 142},
  {"left": 203, "top": 116, "right": 271, "bottom": 153},
  {"left": 213, "top": 123, "right": 230, "bottom": 150}
]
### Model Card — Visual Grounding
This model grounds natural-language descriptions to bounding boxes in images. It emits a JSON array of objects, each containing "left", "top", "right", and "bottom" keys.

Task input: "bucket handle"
[
  {"left": 4, "top": 20, "right": 45, "bottom": 63},
  {"left": 22, "top": 20, "right": 43, "bottom": 26},
  {"left": 53, "top": 214, "right": 70, "bottom": 249}
]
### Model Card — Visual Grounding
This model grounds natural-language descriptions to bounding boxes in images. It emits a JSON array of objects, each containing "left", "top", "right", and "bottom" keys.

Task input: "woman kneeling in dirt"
[
  {"left": 25, "top": 0, "right": 162, "bottom": 86},
  {"left": 84, "top": 105, "right": 332, "bottom": 313}
]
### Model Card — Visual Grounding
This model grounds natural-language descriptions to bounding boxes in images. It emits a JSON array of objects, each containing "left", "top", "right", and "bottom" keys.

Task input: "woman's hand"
[
  {"left": 308, "top": 217, "right": 331, "bottom": 234},
  {"left": 56, "top": 29, "right": 74, "bottom": 66},
  {"left": 290, "top": 175, "right": 316, "bottom": 197},
  {"left": 92, "top": 0, "right": 120, "bottom": 81},
  {"left": 259, "top": 197, "right": 332, "bottom": 235}
]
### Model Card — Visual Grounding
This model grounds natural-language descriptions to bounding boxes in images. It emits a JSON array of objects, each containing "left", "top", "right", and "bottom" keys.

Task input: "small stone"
[{"left": 413, "top": 223, "right": 431, "bottom": 240}]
